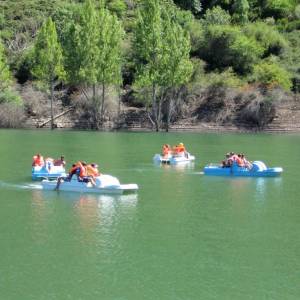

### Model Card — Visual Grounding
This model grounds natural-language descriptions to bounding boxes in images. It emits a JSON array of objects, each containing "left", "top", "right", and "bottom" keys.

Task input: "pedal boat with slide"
[
  {"left": 153, "top": 152, "right": 195, "bottom": 165},
  {"left": 32, "top": 160, "right": 66, "bottom": 180},
  {"left": 204, "top": 161, "right": 283, "bottom": 177},
  {"left": 41, "top": 174, "right": 139, "bottom": 194}
]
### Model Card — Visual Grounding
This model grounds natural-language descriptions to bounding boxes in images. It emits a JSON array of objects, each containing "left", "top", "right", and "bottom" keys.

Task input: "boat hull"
[
  {"left": 41, "top": 174, "right": 138, "bottom": 195},
  {"left": 153, "top": 153, "right": 195, "bottom": 165},
  {"left": 204, "top": 161, "right": 283, "bottom": 177}
]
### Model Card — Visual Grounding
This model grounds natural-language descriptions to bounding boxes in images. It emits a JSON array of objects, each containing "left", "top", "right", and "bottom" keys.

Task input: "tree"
[
  {"left": 32, "top": 17, "right": 65, "bottom": 129},
  {"left": 96, "top": 2, "right": 124, "bottom": 125},
  {"left": 134, "top": 0, "right": 164, "bottom": 131},
  {"left": 63, "top": 0, "right": 123, "bottom": 128},
  {"left": 202, "top": 6, "right": 231, "bottom": 26},
  {"left": 0, "top": 39, "right": 11, "bottom": 92},
  {"left": 134, "top": 0, "right": 193, "bottom": 131},
  {"left": 233, "top": 0, "right": 250, "bottom": 24},
  {"left": 160, "top": 14, "right": 193, "bottom": 131}
]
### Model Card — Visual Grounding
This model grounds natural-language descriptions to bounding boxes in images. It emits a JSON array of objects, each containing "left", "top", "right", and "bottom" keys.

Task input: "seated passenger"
[
  {"left": 32, "top": 153, "right": 44, "bottom": 167},
  {"left": 78, "top": 161, "right": 96, "bottom": 187},
  {"left": 173, "top": 143, "right": 186, "bottom": 156},
  {"left": 222, "top": 153, "right": 231, "bottom": 167},
  {"left": 241, "top": 154, "right": 252, "bottom": 169},
  {"left": 237, "top": 154, "right": 244, "bottom": 167},
  {"left": 162, "top": 144, "right": 171, "bottom": 158},
  {"left": 54, "top": 155, "right": 66, "bottom": 167},
  {"left": 86, "top": 163, "right": 100, "bottom": 177}
]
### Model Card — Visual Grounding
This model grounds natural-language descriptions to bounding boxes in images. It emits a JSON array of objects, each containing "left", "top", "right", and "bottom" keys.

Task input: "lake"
[{"left": 0, "top": 129, "right": 299, "bottom": 299}]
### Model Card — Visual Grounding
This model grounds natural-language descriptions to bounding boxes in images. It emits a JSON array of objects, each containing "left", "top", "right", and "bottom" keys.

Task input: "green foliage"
[
  {"left": 0, "top": 39, "right": 11, "bottom": 91},
  {"left": 280, "top": 31, "right": 300, "bottom": 92},
  {"left": 173, "top": 0, "right": 202, "bottom": 15},
  {"left": 205, "top": 68, "right": 243, "bottom": 88},
  {"left": 202, "top": 6, "right": 231, "bottom": 26},
  {"left": 64, "top": 0, "right": 123, "bottom": 86},
  {"left": 232, "top": 0, "right": 250, "bottom": 24},
  {"left": 160, "top": 14, "right": 193, "bottom": 87},
  {"left": 134, "top": 0, "right": 163, "bottom": 87},
  {"left": 199, "top": 25, "right": 263, "bottom": 74},
  {"left": 263, "top": 0, "right": 295, "bottom": 19},
  {"left": 32, "top": 17, "right": 65, "bottom": 82},
  {"left": 107, "top": 0, "right": 127, "bottom": 18},
  {"left": 243, "top": 22, "right": 288, "bottom": 56},
  {"left": 252, "top": 60, "right": 292, "bottom": 90},
  {"left": 0, "top": 88, "right": 22, "bottom": 105},
  {"left": 134, "top": 0, "right": 193, "bottom": 88}
]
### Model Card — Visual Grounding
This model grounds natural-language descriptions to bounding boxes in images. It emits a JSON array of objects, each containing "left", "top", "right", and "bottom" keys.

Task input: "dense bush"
[
  {"left": 199, "top": 25, "right": 264, "bottom": 74},
  {"left": 252, "top": 60, "right": 292, "bottom": 90}
]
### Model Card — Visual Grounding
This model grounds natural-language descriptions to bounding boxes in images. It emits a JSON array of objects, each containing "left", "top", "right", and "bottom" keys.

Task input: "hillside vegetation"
[{"left": 0, "top": 0, "right": 299, "bottom": 130}]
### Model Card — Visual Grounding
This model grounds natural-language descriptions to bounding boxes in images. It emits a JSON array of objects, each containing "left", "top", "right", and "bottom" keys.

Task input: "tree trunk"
[
  {"left": 166, "top": 88, "right": 175, "bottom": 132},
  {"left": 50, "top": 79, "right": 54, "bottom": 130},
  {"left": 100, "top": 83, "right": 105, "bottom": 126},
  {"left": 92, "top": 84, "right": 99, "bottom": 129},
  {"left": 152, "top": 83, "right": 160, "bottom": 132}
]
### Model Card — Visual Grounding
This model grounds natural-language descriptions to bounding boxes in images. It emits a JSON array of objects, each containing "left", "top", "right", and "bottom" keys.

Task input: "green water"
[{"left": 0, "top": 129, "right": 299, "bottom": 300}]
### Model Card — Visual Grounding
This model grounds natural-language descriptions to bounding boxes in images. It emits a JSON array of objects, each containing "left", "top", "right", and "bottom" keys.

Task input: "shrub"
[
  {"left": 243, "top": 22, "right": 287, "bottom": 56},
  {"left": 199, "top": 25, "right": 263, "bottom": 74},
  {"left": 0, "top": 103, "right": 25, "bottom": 128},
  {"left": 201, "top": 6, "right": 231, "bottom": 26},
  {"left": 0, "top": 88, "right": 22, "bottom": 105},
  {"left": 263, "top": 0, "right": 295, "bottom": 19},
  {"left": 252, "top": 60, "right": 292, "bottom": 90}
]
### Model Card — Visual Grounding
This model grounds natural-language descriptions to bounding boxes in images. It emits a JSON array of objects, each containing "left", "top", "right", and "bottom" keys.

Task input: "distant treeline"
[{"left": 0, "top": 0, "right": 299, "bottom": 130}]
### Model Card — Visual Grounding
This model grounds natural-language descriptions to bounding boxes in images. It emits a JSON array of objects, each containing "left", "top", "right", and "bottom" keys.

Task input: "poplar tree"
[
  {"left": 64, "top": 0, "right": 123, "bottom": 128},
  {"left": 96, "top": 2, "right": 123, "bottom": 124},
  {"left": 160, "top": 14, "right": 193, "bottom": 132},
  {"left": 134, "top": 0, "right": 164, "bottom": 131},
  {"left": 134, "top": 0, "right": 193, "bottom": 131},
  {"left": 0, "top": 39, "right": 11, "bottom": 92},
  {"left": 233, "top": 0, "right": 250, "bottom": 24},
  {"left": 32, "top": 17, "right": 65, "bottom": 129}
]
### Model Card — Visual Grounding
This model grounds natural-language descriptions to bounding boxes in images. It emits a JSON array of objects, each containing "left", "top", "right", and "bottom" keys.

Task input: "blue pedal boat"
[
  {"left": 204, "top": 161, "right": 283, "bottom": 177},
  {"left": 32, "top": 160, "right": 66, "bottom": 181}
]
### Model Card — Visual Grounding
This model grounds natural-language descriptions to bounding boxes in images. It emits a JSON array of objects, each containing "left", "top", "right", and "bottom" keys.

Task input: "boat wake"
[{"left": 0, "top": 180, "right": 43, "bottom": 191}]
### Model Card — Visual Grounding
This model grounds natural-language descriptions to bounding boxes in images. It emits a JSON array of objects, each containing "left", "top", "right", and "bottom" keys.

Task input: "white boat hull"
[
  {"left": 153, "top": 153, "right": 195, "bottom": 165},
  {"left": 41, "top": 174, "right": 138, "bottom": 195}
]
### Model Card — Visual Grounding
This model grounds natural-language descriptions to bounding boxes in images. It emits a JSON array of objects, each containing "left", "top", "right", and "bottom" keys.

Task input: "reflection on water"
[
  {"left": 154, "top": 161, "right": 195, "bottom": 172},
  {"left": 30, "top": 189, "right": 138, "bottom": 236},
  {"left": 254, "top": 177, "right": 282, "bottom": 202}
]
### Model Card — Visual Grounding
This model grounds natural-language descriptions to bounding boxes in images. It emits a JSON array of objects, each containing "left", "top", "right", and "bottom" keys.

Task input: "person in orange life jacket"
[
  {"left": 77, "top": 161, "right": 96, "bottom": 187},
  {"left": 54, "top": 155, "right": 66, "bottom": 167},
  {"left": 32, "top": 153, "right": 44, "bottom": 167}
]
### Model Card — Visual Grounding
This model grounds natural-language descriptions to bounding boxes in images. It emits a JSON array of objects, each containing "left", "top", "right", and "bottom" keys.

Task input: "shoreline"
[{"left": 6, "top": 122, "right": 300, "bottom": 134}]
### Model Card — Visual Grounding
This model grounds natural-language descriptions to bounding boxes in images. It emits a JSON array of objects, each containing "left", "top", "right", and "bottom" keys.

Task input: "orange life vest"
[
  {"left": 86, "top": 165, "right": 99, "bottom": 177},
  {"left": 33, "top": 155, "right": 44, "bottom": 166}
]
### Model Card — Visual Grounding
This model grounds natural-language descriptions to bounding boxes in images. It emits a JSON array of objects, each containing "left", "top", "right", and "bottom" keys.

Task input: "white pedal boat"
[
  {"left": 41, "top": 174, "right": 138, "bottom": 194},
  {"left": 153, "top": 152, "right": 195, "bottom": 165}
]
